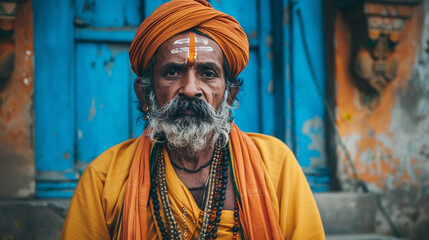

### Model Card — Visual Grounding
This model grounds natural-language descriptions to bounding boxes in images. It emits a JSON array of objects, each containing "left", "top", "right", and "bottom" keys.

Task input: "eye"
[
  {"left": 166, "top": 69, "right": 179, "bottom": 77},
  {"left": 163, "top": 68, "right": 184, "bottom": 79},
  {"left": 201, "top": 71, "right": 216, "bottom": 78}
]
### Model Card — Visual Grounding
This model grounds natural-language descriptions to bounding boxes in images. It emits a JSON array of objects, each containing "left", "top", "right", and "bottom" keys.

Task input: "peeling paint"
[
  {"left": 16, "top": 181, "right": 34, "bottom": 198},
  {"left": 106, "top": 43, "right": 127, "bottom": 57},
  {"left": 267, "top": 80, "right": 274, "bottom": 93},
  {"left": 282, "top": 4, "right": 290, "bottom": 26},
  {"left": 102, "top": 44, "right": 128, "bottom": 77},
  {"left": 63, "top": 152, "right": 70, "bottom": 160},
  {"left": 302, "top": 115, "right": 326, "bottom": 167},
  {"left": 103, "top": 58, "right": 114, "bottom": 76},
  {"left": 265, "top": 35, "right": 273, "bottom": 48},
  {"left": 247, "top": 30, "right": 258, "bottom": 42},
  {"left": 267, "top": 51, "right": 273, "bottom": 61},
  {"left": 82, "top": 0, "right": 95, "bottom": 12},
  {"left": 88, "top": 98, "right": 96, "bottom": 122}
]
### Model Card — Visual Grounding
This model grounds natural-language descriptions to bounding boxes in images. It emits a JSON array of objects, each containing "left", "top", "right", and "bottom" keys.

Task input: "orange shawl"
[{"left": 121, "top": 124, "right": 283, "bottom": 239}]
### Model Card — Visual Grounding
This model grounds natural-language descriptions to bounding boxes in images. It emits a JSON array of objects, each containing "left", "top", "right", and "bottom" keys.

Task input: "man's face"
[
  {"left": 143, "top": 32, "right": 232, "bottom": 153},
  {"left": 152, "top": 32, "right": 226, "bottom": 110}
]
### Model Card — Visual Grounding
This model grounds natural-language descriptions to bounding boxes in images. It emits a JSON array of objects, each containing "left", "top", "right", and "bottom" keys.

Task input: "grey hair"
[{"left": 148, "top": 91, "right": 232, "bottom": 154}]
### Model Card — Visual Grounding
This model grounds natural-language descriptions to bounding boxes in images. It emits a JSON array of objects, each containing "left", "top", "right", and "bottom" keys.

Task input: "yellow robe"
[{"left": 60, "top": 133, "right": 325, "bottom": 239}]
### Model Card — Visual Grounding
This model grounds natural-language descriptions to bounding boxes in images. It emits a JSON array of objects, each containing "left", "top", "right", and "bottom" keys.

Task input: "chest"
[{"left": 174, "top": 167, "right": 236, "bottom": 210}]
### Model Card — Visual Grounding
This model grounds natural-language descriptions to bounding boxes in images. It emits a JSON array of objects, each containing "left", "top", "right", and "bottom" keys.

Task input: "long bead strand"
[{"left": 150, "top": 137, "right": 240, "bottom": 239}]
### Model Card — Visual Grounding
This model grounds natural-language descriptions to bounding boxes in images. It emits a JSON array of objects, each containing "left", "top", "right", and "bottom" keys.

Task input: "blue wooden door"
[
  {"left": 33, "top": 0, "right": 329, "bottom": 198},
  {"left": 34, "top": 0, "right": 144, "bottom": 198},
  {"left": 290, "top": 0, "right": 331, "bottom": 192}
]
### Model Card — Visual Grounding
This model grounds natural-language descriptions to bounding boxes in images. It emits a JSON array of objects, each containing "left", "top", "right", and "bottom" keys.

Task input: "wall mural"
[{"left": 339, "top": 0, "right": 421, "bottom": 107}]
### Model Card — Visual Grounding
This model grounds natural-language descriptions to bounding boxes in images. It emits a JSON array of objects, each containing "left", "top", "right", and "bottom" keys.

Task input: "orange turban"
[{"left": 129, "top": 0, "right": 249, "bottom": 78}]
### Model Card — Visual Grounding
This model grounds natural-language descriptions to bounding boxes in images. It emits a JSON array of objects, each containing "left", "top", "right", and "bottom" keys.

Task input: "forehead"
[{"left": 156, "top": 32, "right": 223, "bottom": 63}]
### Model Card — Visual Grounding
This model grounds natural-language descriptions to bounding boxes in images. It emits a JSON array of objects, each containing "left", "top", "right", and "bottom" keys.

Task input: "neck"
[{"left": 166, "top": 141, "right": 215, "bottom": 171}]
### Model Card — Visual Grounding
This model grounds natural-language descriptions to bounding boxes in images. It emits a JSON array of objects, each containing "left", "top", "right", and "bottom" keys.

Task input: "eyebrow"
[
  {"left": 160, "top": 61, "right": 222, "bottom": 73},
  {"left": 195, "top": 62, "right": 222, "bottom": 73},
  {"left": 160, "top": 62, "right": 186, "bottom": 72}
]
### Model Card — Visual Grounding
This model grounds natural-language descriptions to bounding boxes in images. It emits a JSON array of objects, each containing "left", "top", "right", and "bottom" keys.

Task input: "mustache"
[{"left": 157, "top": 97, "right": 215, "bottom": 122}]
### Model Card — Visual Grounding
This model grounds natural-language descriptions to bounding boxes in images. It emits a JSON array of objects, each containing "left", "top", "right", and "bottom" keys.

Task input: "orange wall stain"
[
  {"left": 0, "top": 0, "right": 35, "bottom": 198},
  {"left": 335, "top": 6, "right": 424, "bottom": 188},
  {"left": 335, "top": 4, "right": 429, "bottom": 237}
]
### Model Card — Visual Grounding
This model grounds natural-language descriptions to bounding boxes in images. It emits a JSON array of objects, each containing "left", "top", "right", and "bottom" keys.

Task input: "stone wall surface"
[
  {"left": 0, "top": 0, "right": 35, "bottom": 198},
  {"left": 335, "top": 2, "right": 429, "bottom": 239},
  {"left": 0, "top": 196, "right": 404, "bottom": 240},
  {"left": 0, "top": 200, "right": 68, "bottom": 240}
]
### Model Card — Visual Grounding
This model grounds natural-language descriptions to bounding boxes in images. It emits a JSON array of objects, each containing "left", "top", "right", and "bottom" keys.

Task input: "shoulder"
[
  {"left": 245, "top": 132, "right": 302, "bottom": 188},
  {"left": 61, "top": 138, "right": 140, "bottom": 240},
  {"left": 85, "top": 138, "right": 140, "bottom": 181},
  {"left": 246, "top": 132, "right": 295, "bottom": 166},
  {"left": 246, "top": 133, "right": 291, "bottom": 153},
  {"left": 243, "top": 133, "right": 325, "bottom": 238},
  {"left": 64, "top": 137, "right": 142, "bottom": 239}
]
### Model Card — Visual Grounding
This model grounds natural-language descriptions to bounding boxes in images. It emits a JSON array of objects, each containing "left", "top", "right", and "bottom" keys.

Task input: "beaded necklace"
[
  {"left": 171, "top": 158, "right": 213, "bottom": 173},
  {"left": 150, "top": 137, "right": 240, "bottom": 239}
]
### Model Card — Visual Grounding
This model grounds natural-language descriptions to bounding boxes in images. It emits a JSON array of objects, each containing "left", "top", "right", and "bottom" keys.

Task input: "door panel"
[
  {"left": 75, "top": 0, "right": 142, "bottom": 27},
  {"left": 291, "top": 0, "right": 330, "bottom": 191},
  {"left": 34, "top": 0, "right": 77, "bottom": 198},
  {"left": 75, "top": 43, "right": 133, "bottom": 169},
  {"left": 234, "top": 51, "right": 260, "bottom": 132}
]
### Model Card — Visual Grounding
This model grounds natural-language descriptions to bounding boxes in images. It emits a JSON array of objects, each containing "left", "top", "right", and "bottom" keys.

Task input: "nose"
[{"left": 179, "top": 70, "right": 203, "bottom": 99}]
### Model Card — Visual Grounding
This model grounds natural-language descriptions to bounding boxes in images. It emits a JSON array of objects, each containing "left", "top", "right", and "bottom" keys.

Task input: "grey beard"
[{"left": 148, "top": 92, "right": 231, "bottom": 156}]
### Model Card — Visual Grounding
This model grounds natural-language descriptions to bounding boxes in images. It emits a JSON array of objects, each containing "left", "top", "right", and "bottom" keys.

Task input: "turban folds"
[{"left": 129, "top": 0, "right": 249, "bottom": 78}]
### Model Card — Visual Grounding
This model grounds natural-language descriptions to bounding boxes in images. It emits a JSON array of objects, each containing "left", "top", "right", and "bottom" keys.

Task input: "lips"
[
  {"left": 182, "top": 110, "right": 195, "bottom": 115},
  {"left": 166, "top": 97, "right": 212, "bottom": 122}
]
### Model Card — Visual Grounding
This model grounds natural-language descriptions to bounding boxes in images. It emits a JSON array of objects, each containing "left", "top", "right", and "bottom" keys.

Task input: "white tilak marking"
[
  {"left": 171, "top": 47, "right": 189, "bottom": 54},
  {"left": 196, "top": 46, "right": 213, "bottom": 51},
  {"left": 173, "top": 38, "right": 209, "bottom": 45},
  {"left": 196, "top": 38, "right": 209, "bottom": 45},
  {"left": 173, "top": 39, "right": 189, "bottom": 44},
  {"left": 170, "top": 46, "right": 214, "bottom": 54}
]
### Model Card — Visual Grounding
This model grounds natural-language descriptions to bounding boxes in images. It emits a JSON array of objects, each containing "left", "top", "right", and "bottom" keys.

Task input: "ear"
[
  {"left": 227, "top": 85, "right": 239, "bottom": 106},
  {"left": 134, "top": 77, "right": 151, "bottom": 113}
]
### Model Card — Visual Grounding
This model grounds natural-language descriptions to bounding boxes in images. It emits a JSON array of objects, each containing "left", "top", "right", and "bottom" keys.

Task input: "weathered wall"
[
  {"left": 335, "top": 2, "right": 429, "bottom": 239},
  {"left": 0, "top": 1, "right": 35, "bottom": 198}
]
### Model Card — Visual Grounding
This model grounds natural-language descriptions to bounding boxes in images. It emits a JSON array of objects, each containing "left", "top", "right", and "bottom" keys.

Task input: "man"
[{"left": 61, "top": 0, "right": 325, "bottom": 239}]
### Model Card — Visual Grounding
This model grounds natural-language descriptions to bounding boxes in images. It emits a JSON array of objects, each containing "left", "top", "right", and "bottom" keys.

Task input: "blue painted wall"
[
  {"left": 33, "top": 0, "right": 329, "bottom": 197},
  {"left": 291, "top": 0, "right": 330, "bottom": 191}
]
